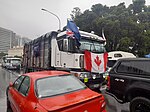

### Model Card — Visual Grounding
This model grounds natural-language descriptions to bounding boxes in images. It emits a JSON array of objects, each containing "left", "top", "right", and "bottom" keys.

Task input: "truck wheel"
[{"left": 130, "top": 97, "right": 150, "bottom": 112}]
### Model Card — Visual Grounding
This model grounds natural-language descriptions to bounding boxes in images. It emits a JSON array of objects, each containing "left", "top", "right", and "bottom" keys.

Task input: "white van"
[
  {"left": 107, "top": 51, "right": 136, "bottom": 68},
  {"left": 5, "top": 58, "right": 21, "bottom": 70},
  {"left": 103, "top": 51, "right": 136, "bottom": 80}
]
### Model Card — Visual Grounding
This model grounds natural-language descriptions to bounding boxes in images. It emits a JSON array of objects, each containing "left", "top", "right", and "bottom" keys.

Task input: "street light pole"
[{"left": 41, "top": 8, "right": 61, "bottom": 31}]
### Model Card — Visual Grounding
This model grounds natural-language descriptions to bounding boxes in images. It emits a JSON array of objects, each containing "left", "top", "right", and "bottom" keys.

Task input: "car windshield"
[
  {"left": 36, "top": 75, "right": 86, "bottom": 98},
  {"left": 11, "top": 59, "right": 21, "bottom": 64},
  {"left": 79, "top": 38, "right": 105, "bottom": 53}
]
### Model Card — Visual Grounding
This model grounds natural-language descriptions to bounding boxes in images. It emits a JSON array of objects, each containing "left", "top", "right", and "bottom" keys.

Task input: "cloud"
[{"left": 0, "top": 0, "right": 149, "bottom": 39}]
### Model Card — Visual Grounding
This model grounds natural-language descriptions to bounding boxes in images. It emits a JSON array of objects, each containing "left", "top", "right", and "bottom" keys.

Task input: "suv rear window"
[{"left": 117, "top": 60, "right": 150, "bottom": 75}]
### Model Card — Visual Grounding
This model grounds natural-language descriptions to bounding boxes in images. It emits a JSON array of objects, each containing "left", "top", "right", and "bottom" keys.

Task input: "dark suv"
[{"left": 106, "top": 58, "right": 150, "bottom": 112}]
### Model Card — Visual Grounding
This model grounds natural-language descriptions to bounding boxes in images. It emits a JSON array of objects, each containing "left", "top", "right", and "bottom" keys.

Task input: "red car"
[{"left": 6, "top": 71, "right": 106, "bottom": 112}]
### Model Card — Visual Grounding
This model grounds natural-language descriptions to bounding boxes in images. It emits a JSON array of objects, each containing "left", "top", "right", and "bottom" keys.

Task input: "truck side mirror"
[{"left": 63, "top": 39, "right": 68, "bottom": 51}]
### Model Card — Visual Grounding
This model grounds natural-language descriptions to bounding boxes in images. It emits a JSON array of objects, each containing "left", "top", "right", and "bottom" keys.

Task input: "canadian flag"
[
  {"left": 84, "top": 50, "right": 108, "bottom": 73},
  {"left": 66, "top": 29, "right": 74, "bottom": 37}
]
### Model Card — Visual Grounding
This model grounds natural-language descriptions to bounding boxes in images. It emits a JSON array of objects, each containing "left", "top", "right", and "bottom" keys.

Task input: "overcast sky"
[{"left": 0, "top": 0, "right": 150, "bottom": 39}]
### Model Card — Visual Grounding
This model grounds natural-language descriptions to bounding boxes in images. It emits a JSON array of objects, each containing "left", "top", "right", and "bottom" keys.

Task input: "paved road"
[
  {"left": 0, "top": 67, "right": 129, "bottom": 112},
  {"left": 0, "top": 67, "right": 21, "bottom": 112},
  {"left": 104, "top": 93, "right": 129, "bottom": 112}
]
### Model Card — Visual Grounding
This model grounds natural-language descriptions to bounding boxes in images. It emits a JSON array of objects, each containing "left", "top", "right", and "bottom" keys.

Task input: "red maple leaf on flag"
[{"left": 94, "top": 55, "right": 101, "bottom": 70}]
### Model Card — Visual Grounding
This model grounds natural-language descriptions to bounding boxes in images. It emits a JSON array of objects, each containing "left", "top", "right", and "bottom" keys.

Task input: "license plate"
[{"left": 100, "top": 85, "right": 107, "bottom": 91}]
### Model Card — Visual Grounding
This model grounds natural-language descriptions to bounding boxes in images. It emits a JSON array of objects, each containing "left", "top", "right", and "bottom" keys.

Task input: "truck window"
[
  {"left": 117, "top": 61, "right": 130, "bottom": 74},
  {"left": 117, "top": 61, "right": 150, "bottom": 75},
  {"left": 11, "top": 59, "right": 21, "bottom": 64},
  {"left": 57, "top": 35, "right": 70, "bottom": 52},
  {"left": 57, "top": 39, "right": 63, "bottom": 51},
  {"left": 57, "top": 36, "right": 79, "bottom": 52},
  {"left": 114, "top": 53, "right": 122, "bottom": 58},
  {"left": 107, "top": 60, "right": 117, "bottom": 67},
  {"left": 57, "top": 35, "right": 106, "bottom": 53},
  {"left": 79, "top": 38, "right": 105, "bottom": 53}
]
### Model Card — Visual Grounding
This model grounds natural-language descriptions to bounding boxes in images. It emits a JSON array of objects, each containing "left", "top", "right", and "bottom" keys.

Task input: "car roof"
[
  {"left": 6, "top": 58, "right": 21, "bottom": 60},
  {"left": 23, "top": 71, "right": 71, "bottom": 80},
  {"left": 118, "top": 58, "right": 150, "bottom": 61},
  {"left": 108, "top": 51, "right": 136, "bottom": 60}
]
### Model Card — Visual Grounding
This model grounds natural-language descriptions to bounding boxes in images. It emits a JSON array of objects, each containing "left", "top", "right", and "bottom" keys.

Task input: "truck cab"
[{"left": 23, "top": 30, "right": 107, "bottom": 91}]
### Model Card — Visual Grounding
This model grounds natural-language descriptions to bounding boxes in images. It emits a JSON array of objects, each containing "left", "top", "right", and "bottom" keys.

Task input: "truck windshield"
[{"left": 79, "top": 38, "right": 106, "bottom": 53}]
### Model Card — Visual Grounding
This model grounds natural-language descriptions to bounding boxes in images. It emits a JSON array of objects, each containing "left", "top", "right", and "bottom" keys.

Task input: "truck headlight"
[
  {"left": 79, "top": 73, "right": 91, "bottom": 79},
  {"left": 102, "top": 72, "right": 109, "bottom": 79},
  {"left": 92, "top": 74, "right": 96, "bottom": 79},
  {"left": 91, "top": 73, "right": 101, "bottom": 79},
  {"left": 72, "top": 72, "right": 92, "bottom": 79}
]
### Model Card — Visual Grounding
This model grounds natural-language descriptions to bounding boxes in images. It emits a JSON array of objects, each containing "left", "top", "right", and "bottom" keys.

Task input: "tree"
[
  {"left": 91, "top": 4, "right": 109, "bottom": 17},
  {"left": 132, "top": 0, "right": 146, "bottom": 14},
  {"left": 71, "top": 1, "right": 150, "bottom": 57},
  {"left": 70, "top": 7, "right": 82, "bottom": 20}
]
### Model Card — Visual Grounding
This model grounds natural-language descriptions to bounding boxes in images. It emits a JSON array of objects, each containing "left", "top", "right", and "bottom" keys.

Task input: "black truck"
[{"left": 106, "top": 58, "right": 150, "bottom": 112}]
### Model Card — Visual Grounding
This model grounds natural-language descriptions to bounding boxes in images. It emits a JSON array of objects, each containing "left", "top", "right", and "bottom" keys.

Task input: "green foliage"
[
  {"left": 70, "top": 2, "right": 150, "bottom": 57},
  {"left": 70, "top": 7, "right": 82, "bottom": 20},
  {"left": 132, "top": 0, "right": 145, "bottom": 14}
]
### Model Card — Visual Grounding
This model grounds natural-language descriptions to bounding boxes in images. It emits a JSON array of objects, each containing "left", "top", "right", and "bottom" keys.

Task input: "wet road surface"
[
  {"left": 104, "top": 92, "right": 129, "bottom": 112},
  {"left": 0, "top": 67, "right": 21, "bottom": 112},
  {"left": 0, "top": 67, "right": 129, "bottom": 112}
]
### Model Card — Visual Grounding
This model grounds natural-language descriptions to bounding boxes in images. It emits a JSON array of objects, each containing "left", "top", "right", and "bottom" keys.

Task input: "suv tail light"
[{"left": 107, "top": 75, "right": 110, "bottom": 89}]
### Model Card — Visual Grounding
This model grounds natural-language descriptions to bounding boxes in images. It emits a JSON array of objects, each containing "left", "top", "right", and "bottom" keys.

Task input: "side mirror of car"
[{"left": 9, "top": 82, "right": 13, "bottom": 87}]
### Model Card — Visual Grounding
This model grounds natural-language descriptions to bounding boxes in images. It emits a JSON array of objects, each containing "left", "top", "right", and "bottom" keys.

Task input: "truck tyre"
[{"left": 130, "top": 97, "right": 150, "bottom": 112}]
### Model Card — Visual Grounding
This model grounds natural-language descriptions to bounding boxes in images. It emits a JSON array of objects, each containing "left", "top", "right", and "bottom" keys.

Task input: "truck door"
[
  {"left": 60, "top": 52, "right": 75, "bottom": 68},
  {"left": 110, "top": 73, "right": 128, "bottom": 100},
  {"left": 55, "top": 48, "right": 61, "bottom": 66},
  {"left": 60, "top": 38, "right": 75, "bottom": 68},
  {"left": 110, "top": 61, "right": 129, "bottom": 100}
]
